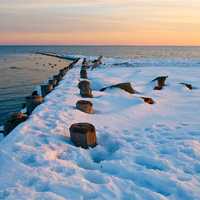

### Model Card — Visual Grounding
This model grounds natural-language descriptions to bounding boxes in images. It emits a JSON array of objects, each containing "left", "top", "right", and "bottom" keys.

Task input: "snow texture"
[{"left": 0, "top": 58, "right": 200, "bottom": 200}]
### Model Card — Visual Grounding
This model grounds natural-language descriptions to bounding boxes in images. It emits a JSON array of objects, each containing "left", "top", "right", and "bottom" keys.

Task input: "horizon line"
[{"left": 0, "top": 44, "right": 200, "bottom": 47}]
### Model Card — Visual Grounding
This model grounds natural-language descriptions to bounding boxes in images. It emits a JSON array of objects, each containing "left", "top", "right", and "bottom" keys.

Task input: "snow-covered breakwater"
[{"left": 0, "top": 57, "right": 200, "bottom": 200}]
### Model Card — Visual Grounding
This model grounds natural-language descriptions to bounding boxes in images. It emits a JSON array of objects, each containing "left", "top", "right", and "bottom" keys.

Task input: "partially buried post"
[{"left": 69, "top": 123, "right": 97, "bottom": 149}]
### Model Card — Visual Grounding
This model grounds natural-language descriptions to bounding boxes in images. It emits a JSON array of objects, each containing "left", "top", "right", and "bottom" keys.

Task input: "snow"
[{"left": 0, "top": 58, "right": 200, "bottom": 200}]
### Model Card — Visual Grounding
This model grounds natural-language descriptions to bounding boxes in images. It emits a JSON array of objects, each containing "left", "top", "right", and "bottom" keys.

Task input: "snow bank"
[{"left": 0, "top": 59, "right": 200, "bottom": 200}]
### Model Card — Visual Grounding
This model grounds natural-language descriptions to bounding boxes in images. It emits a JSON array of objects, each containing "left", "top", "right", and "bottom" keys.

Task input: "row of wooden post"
[
  {"left": 70, "top": 58, "right": 97, "bottom": 149},
  {"left": 26, "top": 59, "right": 79, "bottom": 116},
  {"left": 3, "top": 59, "right": 80, "bottom": 136}
]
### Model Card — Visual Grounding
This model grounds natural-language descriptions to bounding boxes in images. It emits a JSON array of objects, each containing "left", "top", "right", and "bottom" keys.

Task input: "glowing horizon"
[{"left": 1, "top": 0, "right": 200, "bottom": 45}]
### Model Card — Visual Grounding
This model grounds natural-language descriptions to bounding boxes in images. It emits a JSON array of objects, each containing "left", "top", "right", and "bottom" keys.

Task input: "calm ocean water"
[{"left": 0, "top": 45, "right": 200, "bottom": 126}]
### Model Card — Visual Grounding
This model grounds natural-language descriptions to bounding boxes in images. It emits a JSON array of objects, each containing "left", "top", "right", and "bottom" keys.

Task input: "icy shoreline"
[{"left": 0, "top": 58, "right": 200, "bottom": 200}]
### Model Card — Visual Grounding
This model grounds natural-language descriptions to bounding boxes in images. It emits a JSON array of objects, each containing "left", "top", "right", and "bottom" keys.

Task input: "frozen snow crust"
[{"left": 0, "top": 58, "right": 200, "bottom": 200}]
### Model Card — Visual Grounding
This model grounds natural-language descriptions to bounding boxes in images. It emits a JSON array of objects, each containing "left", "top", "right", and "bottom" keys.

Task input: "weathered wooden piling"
[
  {"left": 78, "top": 80, "right": 93, "bottom": 98},
  {"left": 69, "top": 123, "right": 97, "bottom": 149},
  {"left": 152, "top": 76, "right": 168, "bottom": 90},
  {"left": 141, "top": 97, "right": 155, "bottom": 105},
  {"left": 53, "top": 75, "right": 62, "bottom": 83},
  {"left": 100, "top": 82, "right": 137, "bottom": 94},
  {"left": 49, "top": 79, "right": 57, "bottom": 88},
  {"left": 26, "top": 95, "right": 44, "bottom": 115},
  {"left": 41, "top": 84, "right": 53, "bottom": 97},
  {"left": 68, "top": 58, "right": 80, "bottom": 69},
  {"left": 80, "top": 68, "right": 88, "bottom": 79},
  {"left": 76, "top": 100, "right": 94, "bottom": 114},
  {"left": 59, "top": 69, "right": 66, "bottom": 77},
  {"left": 63, "top": 67, "right": 68, "bottom": 71},
  {"left": 82, "top": 58, "right": 89, "bottom": 69},
  {"left": 180, "top": 82, "right": 193, "bottom": 90},
  {"left": 4, "top": 112, "right": 28, "bottom": 136},
  {"left": 91, "top": 56, "right": 103, "bottom": 70}
]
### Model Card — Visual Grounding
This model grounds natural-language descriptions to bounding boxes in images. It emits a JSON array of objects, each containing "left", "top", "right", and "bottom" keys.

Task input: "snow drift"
[{"left": 0, "top": 58, "right": 200, "bottom": 200}]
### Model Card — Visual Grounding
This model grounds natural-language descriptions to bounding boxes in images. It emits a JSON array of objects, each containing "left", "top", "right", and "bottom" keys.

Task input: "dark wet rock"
[
  {"left": 9, "top": 66, "right": 22, "bottom": 70},
  {"left": 26, "top": 95, "right": 44, "bottom": 115},
  {"left": 76, "top": 100, "right": 94, "bottom": 114},
  {"left": 152, "top": 76, "right": 168, "bottom": 90},
  {"left": 69, "top": 123, "right": 97, "bottom": 149},
  {"left": 100, "top": 82, "right": 137, "bottom": 94},
  {"left": 4, "top": 112, "right": 28, "bottom": 136},
  {"left": 141, "top": 97, "right": 155, "bottom": 105},
  {"left": 78, "top": 80, "right": 93, "bottom": 98}
]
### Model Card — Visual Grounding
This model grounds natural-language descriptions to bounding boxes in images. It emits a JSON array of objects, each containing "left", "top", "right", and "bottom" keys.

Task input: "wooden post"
[
  {"left": 76, "top": 100, "right": 94, "bottom": 114},
  {"left": 80, "top": 68, "right": 88, "bottom": 79},
  {"left": 91, "top": 56, "right": 103, "bottom": 70},
  {"left": 59, "top": 69, "right": 66, "bottom": 77},
  {"left": 78, "top": 80, "right": 93, "bottom": 98},
  {"left": 4, "top": 112, "right": 28, "bottom": 136},
  {"left": 26, "top": 95, "right": 43, "bottom": 115},
  {"left": 49, "top": 79, "right": 57, "bottom": 88},
  {"left": 152, "top": 76, "right": 168, "bottom": 90},
  {"left": 69, "top": 123, "right": 97, "bottom": 149},
  {"left": 41, "top": 84, "right": 53, "bottom": 97},
  {"left": 100, "top": 82, "right": 137, "bottom": 94},
  {"left": 53, "top": 74, "right": 62, "bottom": 83}
]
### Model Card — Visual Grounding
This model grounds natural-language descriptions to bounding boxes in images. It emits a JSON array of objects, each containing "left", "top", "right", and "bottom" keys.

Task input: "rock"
[
  {"left": 141, "top": 97, "right": 155, "bottom": 105},
  {"left": 180, "top": 83, "right": 193, "bottom": 90},
  {"left": 69, "top": 123, "right": 97, "bottom": 148},
  {"left": 100, "top": 82, "right": 137, "bottom": 94},
  {"left": 78, "top": 80, "right": 93, "bottom": 98},
  {"left": 152, "top": 76, "right": 168, "bottom": 90},
  {"left": 26, "top": 95, "right": 44, "bottom": 115},
  {"left": 4, "top": 112, "right": 28, "bottom": 136},
  {"left": 41, "top": 84, "right": 53, "bottom": 97},
  {"left": 80, "top": 69, "right": 88, "bottom": 79},
  {"left": 76, "top": 100, "right": 94, "bottom": 114}
]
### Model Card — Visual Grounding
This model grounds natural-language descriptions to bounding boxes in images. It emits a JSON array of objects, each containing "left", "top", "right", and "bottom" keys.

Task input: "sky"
[{"left": 0, "top": 0, "right": 200, "bottom": 45}]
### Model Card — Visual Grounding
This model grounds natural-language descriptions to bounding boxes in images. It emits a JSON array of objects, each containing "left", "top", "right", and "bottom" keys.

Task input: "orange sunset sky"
[{"left": 0, "top": 0, "right": 200, "bottom": 45}]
